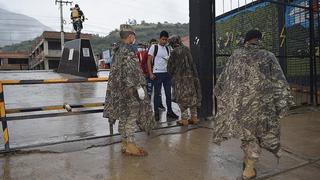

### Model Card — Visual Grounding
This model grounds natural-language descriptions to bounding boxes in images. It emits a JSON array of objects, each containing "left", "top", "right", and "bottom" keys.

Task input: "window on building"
[
  {"left": 48, "top": 41, "right": 61, "bottom": 50},
  {"left": 8, "top": 58, "right": 28, "bottom": 64}
]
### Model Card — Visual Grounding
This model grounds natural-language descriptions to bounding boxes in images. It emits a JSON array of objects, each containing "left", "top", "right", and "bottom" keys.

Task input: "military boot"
[
  {"left": 124, "top": 143, "right": 148, "bottom": 156},
  {"left": 188, "top": 116, "right": 200, "bottom": 125},
  {"left": 176, "top": 119, "right": 189, "bottom": 126},
  {"left": 242, "top": 159, "right": 257, "bottom": 179}
]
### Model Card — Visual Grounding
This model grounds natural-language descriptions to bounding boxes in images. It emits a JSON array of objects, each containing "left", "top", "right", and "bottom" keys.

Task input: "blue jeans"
[{"left": 153, "top": 72, "right": 173, "bottom": 114}]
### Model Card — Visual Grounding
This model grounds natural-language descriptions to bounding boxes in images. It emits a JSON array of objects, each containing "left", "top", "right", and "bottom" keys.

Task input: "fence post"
[
  {"left": 0, "top": 82, "right": 10, "bottom": 152},
  {"left": 309, "top": 0, "right": 316, "bottom": 105}
]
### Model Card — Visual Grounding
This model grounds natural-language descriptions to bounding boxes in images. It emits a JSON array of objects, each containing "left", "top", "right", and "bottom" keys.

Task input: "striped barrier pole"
[
  {"left": 0, "top": 82, "right": 10, "bottom": 152},
  {"left": 5, "top": 102, "right": 105, "bottom": 114},
  {"left": 1, "top": 77, "right": 108, "bottom": 85},
  {"left": 0, "top": 77, "right": 108, "bottom": 151}
]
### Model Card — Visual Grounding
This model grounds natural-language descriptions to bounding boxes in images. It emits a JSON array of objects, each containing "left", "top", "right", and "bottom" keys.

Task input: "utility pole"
[{"left": 55, "top": 0, "right": 72, "bottom": 51}]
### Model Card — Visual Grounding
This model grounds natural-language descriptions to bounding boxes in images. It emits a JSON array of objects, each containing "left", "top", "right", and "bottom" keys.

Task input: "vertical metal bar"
[
  {"left": 213, "top": 0, "right": 217, "bottom": 115},
  {"left": 309, "top": 0, "right": 315, "bottom": 105},
  {"left": 200, "top": 0, "right": 214, "bottom": 118},
  {"left": 0, "top": 82, "right": 10, "bottom": 152},
  {"left": 279, "top": 0, "right": 287, "bottom": 75},
  {"left": 315, "top": 0, "right": 320, "bottom": 105},
  {"left": 223, "top": 0, "right": 225, "bottom": 13}
]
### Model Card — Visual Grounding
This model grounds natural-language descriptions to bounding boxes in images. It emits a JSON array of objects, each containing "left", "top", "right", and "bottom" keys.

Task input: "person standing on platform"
[{"left": 70, "top": 4, "right": 85, "bottom": 39}]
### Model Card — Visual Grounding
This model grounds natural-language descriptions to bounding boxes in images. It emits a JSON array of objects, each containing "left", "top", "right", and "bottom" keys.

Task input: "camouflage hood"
[
  {"left": 168, "top": 45, "right": 201, "bottom": 108},
  {"left": 213, "top": 43, "right": 294, "bottom": 157},
  {"left": 103, "top": 42, "right": 155, "bottom": 133}
]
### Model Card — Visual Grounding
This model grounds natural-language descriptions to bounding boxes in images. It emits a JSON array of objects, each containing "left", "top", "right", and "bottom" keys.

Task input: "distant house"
[
  {"left": 29, "top": 31, "right": 91, "bottom": 70},
  {"left": 0, "top": 52, "right": 29, "bottom": 70}
]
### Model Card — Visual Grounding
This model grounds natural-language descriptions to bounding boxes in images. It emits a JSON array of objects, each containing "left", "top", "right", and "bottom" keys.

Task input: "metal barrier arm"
[
  {"left": 6, "top": 102, "right": 105, "bottom": 114},
  {"left": 6, "top": 109, "right": 103, "bottom": 121},
  {"left": 1, "top": 77, "right": 108, "bottom": 85},
  {"left": 0, "top": 77, "right": 109, "bottom": 152}
]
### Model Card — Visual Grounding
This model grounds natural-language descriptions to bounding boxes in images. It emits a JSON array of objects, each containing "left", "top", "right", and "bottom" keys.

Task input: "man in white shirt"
[{"left": 147, "top": 31, "right": 179, "bottom": 121}]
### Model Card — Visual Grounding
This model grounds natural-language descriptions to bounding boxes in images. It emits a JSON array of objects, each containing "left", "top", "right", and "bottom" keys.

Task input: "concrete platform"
[{"left": 0, "top": 107, "right": 320, "bottom": 180}]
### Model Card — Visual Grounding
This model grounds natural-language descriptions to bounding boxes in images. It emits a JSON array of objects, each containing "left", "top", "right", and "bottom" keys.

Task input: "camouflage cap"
[
  {"left": 168, "top": 35, "right": 182, "bottom": 47},
  {"left": 244, "top": 29, "right": 262, "bottom": 43},
  {"left": 120, "top": 24, "right": 135, "bottom": 34}
]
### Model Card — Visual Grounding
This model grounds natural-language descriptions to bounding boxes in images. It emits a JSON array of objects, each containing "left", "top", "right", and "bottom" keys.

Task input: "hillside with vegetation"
[
  {"left": 0, "top": 8, "right": 51, "bottom": 47},
  {"left": 0, "top": 22, "right": 189, "bottom": 54},
  {"left": 91, "top": 22, "right": 189, "bottom": 54}
]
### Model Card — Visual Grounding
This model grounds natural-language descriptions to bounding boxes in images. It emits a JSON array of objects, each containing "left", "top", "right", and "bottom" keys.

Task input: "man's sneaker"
[
  {"left": 167, "top": 111, "right": 179, "bottom": 119},
  {"left": 159, "top": 103, "right": 166, "bottom": 111}
]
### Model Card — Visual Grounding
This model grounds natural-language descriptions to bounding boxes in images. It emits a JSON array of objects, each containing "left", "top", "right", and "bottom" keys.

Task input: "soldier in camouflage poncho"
[
  {"left": 213, "top": 30, "right": 294, "bottom": 179},
  {"left": 103, "top": 24, "right": 155, "bottom": 156},
  {"left": 167, "top": 35, "right": 201, "bottom": 126}
]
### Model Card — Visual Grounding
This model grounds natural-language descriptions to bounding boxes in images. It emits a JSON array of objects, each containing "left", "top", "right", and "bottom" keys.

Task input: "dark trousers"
[
  {"left": 73, "top": 20, "right": 83, "bottom": 39},
  {"left": 146, "top": 77, "right": 153, "bottom": 98},
  {"left": 146, "top": 77, "right": 163, "bottom": 104},
  {"left": 154, "top": 72, "right": 172, "bottom": 114}
]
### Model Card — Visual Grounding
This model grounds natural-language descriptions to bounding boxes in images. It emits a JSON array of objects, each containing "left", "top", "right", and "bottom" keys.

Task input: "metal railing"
[
  {"left": 0, "top": 77, "right": 108, "bottom": 152},
  {"left": 0, "top": 77, "right": 181, "bottom": 153}
]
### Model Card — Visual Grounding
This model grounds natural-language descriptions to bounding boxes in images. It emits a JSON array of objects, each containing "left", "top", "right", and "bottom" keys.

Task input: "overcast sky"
[{"left": 0, "top": 0, "right": 255, "bottom": 36}]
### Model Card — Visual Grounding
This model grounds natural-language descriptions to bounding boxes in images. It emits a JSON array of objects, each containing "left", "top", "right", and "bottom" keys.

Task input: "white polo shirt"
[{"left": 148, "top": 44, "right": 170, "bottom": 73}]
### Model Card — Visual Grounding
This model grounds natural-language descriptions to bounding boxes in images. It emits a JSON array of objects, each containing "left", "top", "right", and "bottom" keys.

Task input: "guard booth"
[{"left": 58, "top": 39, "right": 98, "bottom": 77}]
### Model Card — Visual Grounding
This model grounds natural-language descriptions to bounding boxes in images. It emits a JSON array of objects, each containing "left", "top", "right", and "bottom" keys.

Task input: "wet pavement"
[
  {"left": 0, "top": 71, "right": 108, "bottom": 148},
  {"left": 0, "top": 108, "right": 319, "bottom": 180},
  {"left": 0, "top": 71, "right": 180, "bottom": 149},
  {"left": 0, "top": 71, "right": 319, "bottom": 179}
]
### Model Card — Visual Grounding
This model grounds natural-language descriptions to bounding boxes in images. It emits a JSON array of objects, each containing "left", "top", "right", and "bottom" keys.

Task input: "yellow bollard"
[{"left": 0, "top": 82, "right": 10, "bottom": 152}]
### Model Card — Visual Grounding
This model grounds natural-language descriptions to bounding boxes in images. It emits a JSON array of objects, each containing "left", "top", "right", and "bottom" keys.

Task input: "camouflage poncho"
[
  {"left": 213, "top": 43, "right": 294, "bottom": 156},
  {"left": 167, "top": 45, "right": 201, "bottom": 108},
  {"left": 103, "top": 42, "right": 155, "bottom": 133}
]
